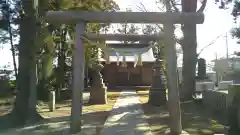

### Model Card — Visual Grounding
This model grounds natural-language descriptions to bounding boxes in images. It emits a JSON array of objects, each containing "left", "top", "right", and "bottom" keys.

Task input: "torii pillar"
[{"left": 70, "top": 22, "right": 85, "bottom": 133}]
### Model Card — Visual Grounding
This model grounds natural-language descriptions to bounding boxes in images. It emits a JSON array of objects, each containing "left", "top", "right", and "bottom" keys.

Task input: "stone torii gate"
[{"left": 45, "top": 11, "right": 204, "bottom": 134}]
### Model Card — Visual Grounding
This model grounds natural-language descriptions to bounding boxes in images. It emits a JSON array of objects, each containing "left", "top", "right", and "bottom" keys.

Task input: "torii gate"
[{"left": 45, "top": 11, "right": 204, "bottom": 134}]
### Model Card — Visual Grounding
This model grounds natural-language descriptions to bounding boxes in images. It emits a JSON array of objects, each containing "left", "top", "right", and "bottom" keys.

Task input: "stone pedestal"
[
  {"left": 89, "top": 63, "right": 108, "bottom": 104},
  {"left": 89, "top": 87, "right": 107, "bottom": 104},
  {"left": 148, "top": 58, "right": 167, "bottom": 106},
  {"left": 48, "top": 90, "right": 56, "bottom": 112}
]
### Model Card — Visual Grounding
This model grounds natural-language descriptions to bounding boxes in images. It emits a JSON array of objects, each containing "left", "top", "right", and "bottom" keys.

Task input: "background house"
[{"left": 212, "top": 57, "right": 240, "bottom": 82}]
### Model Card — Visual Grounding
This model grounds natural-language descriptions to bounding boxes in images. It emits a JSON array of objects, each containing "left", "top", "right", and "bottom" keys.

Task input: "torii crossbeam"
[
  {"left": 46, "top": 11, "right": 204, "bottom": 24},
  {"left": 45, "top": 11, "right": 204, "bottom": 134},
  {"left": 84, "top": 33, "right": 163, "bottom": 41},
  {"left": 106, "top": 43, "right": 149, "bottom": 48}
]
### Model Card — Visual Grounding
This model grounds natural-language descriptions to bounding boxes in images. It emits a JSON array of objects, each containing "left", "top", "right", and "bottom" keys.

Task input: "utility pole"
[
  {"left": 214, "top": 52, "right": 219, "bottom": 86},
  {"left": 226, "top": 32, "right": 229, "bottom": 59}
]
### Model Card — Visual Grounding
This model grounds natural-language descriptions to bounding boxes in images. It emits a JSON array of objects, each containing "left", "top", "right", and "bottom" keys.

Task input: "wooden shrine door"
[
  {"left": 117, "top": 67, "right": 129, "bottom": 86},
  {"left": 129, "top": 67, "right": 142, "bottom": 86}
]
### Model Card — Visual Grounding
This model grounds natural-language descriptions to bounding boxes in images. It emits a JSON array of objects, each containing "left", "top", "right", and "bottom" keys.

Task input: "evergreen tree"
[{"left": 0, "top": 0, "right": 119, "bottom": 129}]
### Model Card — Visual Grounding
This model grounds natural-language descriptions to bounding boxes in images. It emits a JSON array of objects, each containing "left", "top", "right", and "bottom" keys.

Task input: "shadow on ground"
[
  {"left": 0, "top": 104, "right": 149, "bottom": 135},
  {"left": 141, "top": 101, "right": 229, "bottom": 135},
  {"left": 0, "top": 90, "right": 232, "bottom": 135},
  {"left": 181, "top": 102, "right": 228, "bottom": 135},
  {"left": 0, "top": 110, "right": 111, "bottom": 135},
  {"left": 0, "top": 91, "right": 121, "bottom": 135},
  {"left": 0, "top": 100, "right": 229, "bottom": 135}
]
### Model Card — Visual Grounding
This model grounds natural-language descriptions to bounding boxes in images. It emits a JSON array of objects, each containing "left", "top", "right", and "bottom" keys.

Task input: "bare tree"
[{"left": 137, "top": 0, "right": 207, "bottom": 100}]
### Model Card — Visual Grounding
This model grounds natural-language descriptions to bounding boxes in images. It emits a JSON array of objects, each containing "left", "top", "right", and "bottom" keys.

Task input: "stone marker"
[{"left": 49, "top": 90, "right": 56, "bottom": 112}]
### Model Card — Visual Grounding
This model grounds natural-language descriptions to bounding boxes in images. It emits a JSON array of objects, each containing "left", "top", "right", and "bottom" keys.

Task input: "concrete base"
[
  {"left": 148, "top": 90, "right": 167, "bottom": 106},
  {"left": 164, "top": 129, "right": 189, "bottom": 135},
  {"left": 89, "top": 86, "right": 107, "bottom": 104}
]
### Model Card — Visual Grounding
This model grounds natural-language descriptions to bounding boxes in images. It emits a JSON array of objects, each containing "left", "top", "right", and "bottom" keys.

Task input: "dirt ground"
[
  {"left": 0, "top": 90, "right": 230, "bottom": 135},
  {"left": 0, "top": 92, "right": 120, "bottom": 135}
]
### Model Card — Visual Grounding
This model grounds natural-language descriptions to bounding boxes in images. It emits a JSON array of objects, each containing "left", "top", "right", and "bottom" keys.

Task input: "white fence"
[
  {"left": 196, "top": 81, "right": 215, "bottom": 92},
  {"left": 218, "top": 81, "right": 233, "bottom": 90}
]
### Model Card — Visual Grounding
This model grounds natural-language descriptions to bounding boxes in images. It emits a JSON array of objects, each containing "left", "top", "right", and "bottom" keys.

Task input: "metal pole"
[{"left": 70, "top": 22, "right": 86, "bottom": 134}]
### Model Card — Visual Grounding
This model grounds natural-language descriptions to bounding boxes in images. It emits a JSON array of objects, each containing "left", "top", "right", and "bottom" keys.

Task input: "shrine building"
[{"left": 99, "top": 43, "right": 156, "bottom": 87}]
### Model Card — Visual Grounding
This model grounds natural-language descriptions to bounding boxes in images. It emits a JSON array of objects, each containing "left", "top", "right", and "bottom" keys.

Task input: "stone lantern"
[
  {"left": 88, "top": 63, "right": 107, "bottom": 104},
  {"left": 148, "top": 58, "right": 167, "bottom": 106}
]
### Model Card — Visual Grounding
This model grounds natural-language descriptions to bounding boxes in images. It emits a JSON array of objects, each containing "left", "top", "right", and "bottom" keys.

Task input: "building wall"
[
  {"left": 214, "top": 58, "right": 240, "bottom": 81},
  {"left": 102, "top": 62, "right": 154, "bottom": 87},
  {"left": 141, "top": 63, "right": 153, "bottom": 85}
]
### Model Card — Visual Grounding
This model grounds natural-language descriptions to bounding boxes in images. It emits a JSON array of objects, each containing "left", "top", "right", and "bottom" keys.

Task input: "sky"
[
  {"left": 0, "top": 0, "right": 239, "bottom": 69},
  {"left": 113, "top": 0, "right": 240, "bottom": 63}
]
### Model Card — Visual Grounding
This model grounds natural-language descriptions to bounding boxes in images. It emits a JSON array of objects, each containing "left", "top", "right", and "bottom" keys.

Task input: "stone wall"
[
  {"left": 203, "top": 85, "right": 240, "bottom": 127},
  {"left": 203, "top": 90, "right": 228, "bottom": 116}
]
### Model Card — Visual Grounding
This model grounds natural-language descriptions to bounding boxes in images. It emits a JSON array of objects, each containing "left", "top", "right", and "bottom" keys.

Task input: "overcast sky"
[{"left": 0, "top": 0, "right": 239, "bottom": 69}]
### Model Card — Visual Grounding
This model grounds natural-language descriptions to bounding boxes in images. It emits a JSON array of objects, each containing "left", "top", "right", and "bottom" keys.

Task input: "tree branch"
[
  {"left": 197, "top": 34, "right": 222, "bottom": 57},
  {"left": 155, "top": 1, "right": 165, "bottom": 12},
  {"left": 170, "top": 0, "right": 180, "bottom": 12},
  {"left": 137, "top": 0, "right": 183, "bottom": 45},
  {"left": 139, "top": 2, "right": 148, "bottom": 12},
  {"left": 197, "top": 0, "right": 208, "bottom": 12}
]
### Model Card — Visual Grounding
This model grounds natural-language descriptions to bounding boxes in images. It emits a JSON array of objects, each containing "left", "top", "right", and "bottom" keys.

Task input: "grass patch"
[
  {"left": 137, "top": 90, "right": 228, "bottom": 135},
  {"left": 0, "top": 96, "right": 14, "bottom": 116},
  {"left": 136, "top": 90, "right": 149, "bottom": 103}
]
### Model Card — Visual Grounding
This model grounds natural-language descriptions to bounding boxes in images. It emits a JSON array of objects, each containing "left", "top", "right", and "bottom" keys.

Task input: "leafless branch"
[
  {"left": 140, "top": 2, "right": 148, "bottom": 12},
  {"left": 197, "top": 34, "right": 222, "bottom": 57},
  {"left": 155, "top": 0, "right": 165, "bottom": 11},
  {"left": 170, "top": 0, "right": 180, "bottom": 12},
  {"left": 136, "top": 0, "right": 183, "bottom": 45},
  {"left": 136, "top": 2, "right": 148, "bottom": 12},
  {"left": 197, "top": 0, "right": 208, "bottom": 12}
]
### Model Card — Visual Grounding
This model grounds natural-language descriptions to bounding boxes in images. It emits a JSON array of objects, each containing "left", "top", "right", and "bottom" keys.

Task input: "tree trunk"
[
  {"left": 8, "top": 20, "right": 18, "bottom": 78},
  {"left": 56, "top": 29, "right": 67, "bottom": 100},
  {"left": 38, "top": 53, "right": 54, "bottom": 101},
  {"left": 180, "top": 0, "right": 198, "bottom": 101},
  {"left": 27, "top": 60, "right": 43, "bottom": 123},
  {"left": 181, "top": 38, "right": 197, "bottom": 100},
  {"left": 56, "top": 51, "right": 64, "bottom": 100},
  {"left": 9, "top": 0, "right": 42, "bottom": 126}
]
